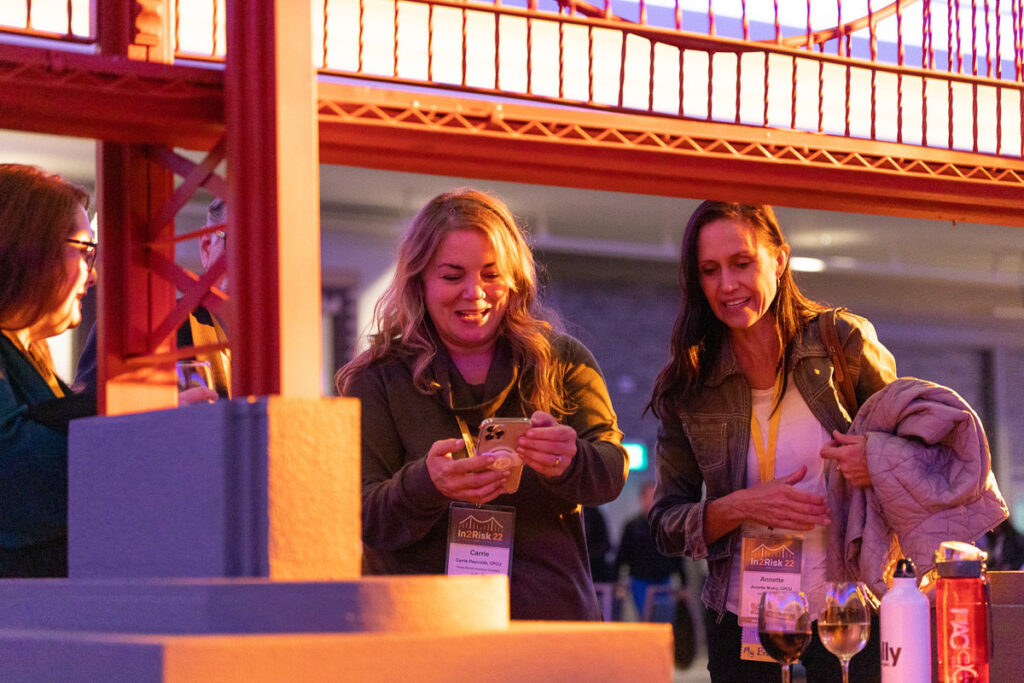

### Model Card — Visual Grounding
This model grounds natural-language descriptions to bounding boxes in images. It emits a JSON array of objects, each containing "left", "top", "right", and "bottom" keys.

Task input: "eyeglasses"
[{"left": 66, "top": 237, "right": 98, "bottom": 271}]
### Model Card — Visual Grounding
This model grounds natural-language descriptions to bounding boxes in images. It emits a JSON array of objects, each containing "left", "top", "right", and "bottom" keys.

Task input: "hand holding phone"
[
  {"left": 510, "top": 410, "right": 578, "bottom": 478},
  {"left": 478, "top": 417, "right": 530, "bottom": 493}
]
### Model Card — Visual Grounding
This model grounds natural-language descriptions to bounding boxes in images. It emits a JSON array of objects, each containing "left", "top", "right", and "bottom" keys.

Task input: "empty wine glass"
[
  {"left": 758, "top": 590, "right": 812, "bottom": 683},
  {"left": 818, "top": 581, "right": 871, "bottom": 683}
]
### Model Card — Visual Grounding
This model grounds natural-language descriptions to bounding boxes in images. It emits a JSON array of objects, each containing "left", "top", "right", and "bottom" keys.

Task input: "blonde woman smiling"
[{"left": 337, "top": 188, "right": 628, "bottom": 620}]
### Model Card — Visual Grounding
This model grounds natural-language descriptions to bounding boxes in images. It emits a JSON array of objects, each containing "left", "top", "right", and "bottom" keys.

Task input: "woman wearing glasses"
[{"left": 0, "top": 163, "right": 98, "bottom": 577}]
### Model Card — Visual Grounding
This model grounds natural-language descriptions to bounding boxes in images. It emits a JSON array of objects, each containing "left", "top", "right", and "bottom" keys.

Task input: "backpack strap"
[{"left": 820, "top": 307, "right": 858, "bottom": 416}]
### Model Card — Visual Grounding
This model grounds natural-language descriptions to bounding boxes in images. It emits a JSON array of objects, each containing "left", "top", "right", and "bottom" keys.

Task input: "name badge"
[
  {"left": 445, "top": 502, "right": 515, "bottom": 576},
  {"left": 738, "top": 531, "right": 803, "bottom": 662}
]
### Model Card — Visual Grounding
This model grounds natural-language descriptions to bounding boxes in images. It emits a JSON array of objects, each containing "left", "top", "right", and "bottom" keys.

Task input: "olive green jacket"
[{"left": 346, "top": 332, "right": 628, "bottom": 620}]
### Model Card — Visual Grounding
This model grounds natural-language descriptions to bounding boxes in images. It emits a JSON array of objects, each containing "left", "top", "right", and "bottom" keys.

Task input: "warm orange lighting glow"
[
  {"left": 0, "top": 0, "right": 91, "bottom": 36},
  {"left": 3, "top": 1, "right": 1012, "bottom": 153}
]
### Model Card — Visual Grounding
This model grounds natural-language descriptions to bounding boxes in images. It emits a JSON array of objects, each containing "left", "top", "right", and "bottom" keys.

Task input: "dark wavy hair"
[
  {"left": 0, "top": 164, "right": 91, "bottom": 330},
  {"left": 336, "top": 188, "right": 569, "bottom": 415},
  {"left": 648, "top": 201, "right": 825, "bottom": 419}
]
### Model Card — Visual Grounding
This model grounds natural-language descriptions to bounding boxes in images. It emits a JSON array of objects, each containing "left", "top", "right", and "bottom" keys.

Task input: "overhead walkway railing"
[
  {"left": 180, "top": 0, "right": 1023, "bottom": 158},
  {"left": 3, "top": 1, "right": 1022, "bottom": 158},
  {"left": 0, "top": 0, "right": 93, "bottom": 44},
  {"left": 3, "top": 1, "right": 1022, "bottom": 411},
  {"left": 5, "top": 0, "right": 1024, "bottom": 231}
]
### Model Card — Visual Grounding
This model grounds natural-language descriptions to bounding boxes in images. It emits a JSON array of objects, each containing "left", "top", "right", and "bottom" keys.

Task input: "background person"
[
  {"left": 177, "top": 197, "right": 231, "bottom": 398},
  {"left": 0, "top": 164, "right": 98, "bottom": 576},
  {"left": 614, "top": 480, "right": 685, "bottom": 619},
  {"left": 336, "top": 188, "right": 629, "bottom": 620},
  {"left": 615, "top": 481, "right": 702, "bottom": 670},
  {"left": 584, "top": 505, "right": 617, "bottom": 585},
  {"left": 74, "top": 197, "right": 228, "bottom": 401},
  {"left": 647, "top": 201, "right": 897, "bottom": 682},
  {"left": 983, "top": 518, "right": 1024, "bottom": 571},
  {"left": 583, "top": 505, "right": 619, "bottom": 621}
]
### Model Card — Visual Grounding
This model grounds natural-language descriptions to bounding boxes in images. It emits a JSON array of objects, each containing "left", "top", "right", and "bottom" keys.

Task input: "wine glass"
[
  {"left": 818, "top": 581, "right": 871, "bottom": 683},
  {"left": 758, "top": 591, "right": 812, "bottom": 683},
  {"left": 176, "top": 360, "right": 213, "bottom": 392}
]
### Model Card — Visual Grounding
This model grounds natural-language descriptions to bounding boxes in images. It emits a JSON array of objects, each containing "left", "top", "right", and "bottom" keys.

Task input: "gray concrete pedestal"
[{"left": 0, "top": 397, "right": 673, "bottom": 681}]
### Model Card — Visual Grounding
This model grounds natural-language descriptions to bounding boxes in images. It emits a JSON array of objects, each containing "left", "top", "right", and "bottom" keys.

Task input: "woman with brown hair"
[
  {"left": 337, "top": 188, "right": 628, "bottom": 620},
  {"left": 648, "top": 201, "right": 898, "bottom": 681},
  {"left": 0, "top": 163, "right": 98, "bottom": 577}
]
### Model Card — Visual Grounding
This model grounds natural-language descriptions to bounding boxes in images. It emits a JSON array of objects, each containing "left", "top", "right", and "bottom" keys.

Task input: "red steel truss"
[
  {"left": 4, "top": 43, "right": 1021, "bottom": 224},
  {"left": 318, "top": 81, "right": 1024, "bottom": 226},
  {"left": 1, "top": 0, "right": 1022, "bottom": 411}
]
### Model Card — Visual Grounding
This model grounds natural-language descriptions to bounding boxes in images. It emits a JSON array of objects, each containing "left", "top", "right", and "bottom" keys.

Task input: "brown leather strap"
[{"left": 820, "top": 307, "right": 858, "bottom": 415}]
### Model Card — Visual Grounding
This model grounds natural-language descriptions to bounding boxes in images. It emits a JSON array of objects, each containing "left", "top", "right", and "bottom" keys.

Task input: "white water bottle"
[{"left": 880, "top": 558, "right": 932, "bottom": 683}]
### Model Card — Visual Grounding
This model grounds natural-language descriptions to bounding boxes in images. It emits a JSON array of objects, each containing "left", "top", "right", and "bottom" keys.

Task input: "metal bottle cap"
[
  {"left": 935, "top": 540, "right": 987, "bottom": 578},
  {"left": 894, "top": 558, "right": 916, "bottom": 579}
]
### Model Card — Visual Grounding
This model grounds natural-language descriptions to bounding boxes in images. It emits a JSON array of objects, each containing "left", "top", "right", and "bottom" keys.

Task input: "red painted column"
[
  {"left": 95, "top": 144, "right": 177, "bottom": 416},
  {"left": 224, "top": 0, "right": 322, "bottom": 398},
  {"left": 96, "top": 0, "right": 177, "bottom": 415}
]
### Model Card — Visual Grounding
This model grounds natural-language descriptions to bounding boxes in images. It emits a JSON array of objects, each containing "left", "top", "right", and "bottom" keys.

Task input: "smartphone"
[
  {"left": 477, "top": 417, "right": 530, "bottom": 470},
  {"left": 478, "top": 417, "right": 530, "bottom": 493}
]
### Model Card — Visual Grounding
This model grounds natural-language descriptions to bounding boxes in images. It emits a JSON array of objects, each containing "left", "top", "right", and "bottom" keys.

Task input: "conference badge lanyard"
[
  {"left": 740, "top": 377, "right": 804, "bottom": 662},
  {"left": 445, "top": 416, "right": 516, "bottom": 577}
]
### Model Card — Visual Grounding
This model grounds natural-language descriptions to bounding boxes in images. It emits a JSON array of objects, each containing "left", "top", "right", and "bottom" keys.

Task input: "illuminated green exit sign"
[{"left": 623, "top": 442, "right": 648, "bottom": 471}]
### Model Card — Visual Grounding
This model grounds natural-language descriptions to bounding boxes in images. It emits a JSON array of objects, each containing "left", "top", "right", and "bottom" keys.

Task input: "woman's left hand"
[
  {"left": 820, "top": 430, "right": 871, "bottom": 487},
  {"left": 516, "top": 410, "right": 577, "bottom": 478}
]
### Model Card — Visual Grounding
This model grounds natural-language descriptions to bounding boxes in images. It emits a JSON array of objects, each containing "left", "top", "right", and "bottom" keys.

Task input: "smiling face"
[
  {"left": 30, "top": 205, "right": 95, "bottom": 341},
  {"left": 423, "top": 228, "right": 510, "bottom": 359},
  {"left": 696, "top": 217, "right": 789, "bottom": 332}
]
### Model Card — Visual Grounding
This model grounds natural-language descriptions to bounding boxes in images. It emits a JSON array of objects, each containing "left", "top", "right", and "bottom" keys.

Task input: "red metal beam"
[
  {"left": 3, "top": 44, "right": 1022, "bottom": 227},
  {"left": 97, "top": 142, "right": 178, "bottom": 415},
  {"left": 225, "top": 0, "right": 322, "bottom": 398},
  {"left": 0, "top": 43, "right": 223, "bottom": 149},
  {"left": 316, "top": 83, "right": 1024, "bottom": 227}
]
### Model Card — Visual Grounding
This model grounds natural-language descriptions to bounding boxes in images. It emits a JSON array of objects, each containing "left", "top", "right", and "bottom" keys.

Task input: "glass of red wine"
[
  {"left": 758, "top": 590, "right": 812, "bottom": 683},
  {"left": 818, "top": 582, "right": 871, "bottom": 683}
]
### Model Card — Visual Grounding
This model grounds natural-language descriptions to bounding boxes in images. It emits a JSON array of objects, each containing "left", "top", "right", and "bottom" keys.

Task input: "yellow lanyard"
[{"left": 750, "top": 377, "right": 782, "bottom": 483}]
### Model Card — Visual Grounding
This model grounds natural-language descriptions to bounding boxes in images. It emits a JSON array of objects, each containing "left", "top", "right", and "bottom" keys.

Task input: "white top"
[{"left": 726, "top": 377, "right": 830, "bottom": 619}]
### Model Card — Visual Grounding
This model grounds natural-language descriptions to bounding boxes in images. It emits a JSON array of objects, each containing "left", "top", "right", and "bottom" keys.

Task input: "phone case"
[
  {"left": 478, "top": 417, "right": 529, "bottom": 494},
  {"left": 477, "top": 417, "right": 530, "bottom": 470}
]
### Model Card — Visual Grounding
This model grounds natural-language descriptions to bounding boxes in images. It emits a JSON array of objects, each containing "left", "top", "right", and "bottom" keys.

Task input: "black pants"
[
  {"left": 705, "top": 608, "right": 881, "bottom": 683},
  {"left": 0, "top": 535, "right": 67, "bottom": 578}
]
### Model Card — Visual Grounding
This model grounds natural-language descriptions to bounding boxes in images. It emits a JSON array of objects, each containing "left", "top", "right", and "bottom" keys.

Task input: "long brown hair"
[
  {"left": 0, "top": 164, "right": 90, "bottom": 330},
  {"left": 648, "top": 201, "right": 824, "bottom": 419},
  {"left": 336, "top": 188, "right": 569, "bottom": 415}
]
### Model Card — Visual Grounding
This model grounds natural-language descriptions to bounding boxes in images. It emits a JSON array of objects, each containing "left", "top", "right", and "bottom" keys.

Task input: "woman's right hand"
[
  {"left": 738, "top": 465, "right": 831, "bottom": 531},
  {"left": 426, "top": 438, "right": 510, "bottom": 505},
  {"left": 707, "top": 465, "right": 830, "bottom": 544}
]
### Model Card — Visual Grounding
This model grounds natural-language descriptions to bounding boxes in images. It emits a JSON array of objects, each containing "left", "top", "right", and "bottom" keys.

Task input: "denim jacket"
[{"left": 649, "top": 310, "right": 897, "bottom": 616}]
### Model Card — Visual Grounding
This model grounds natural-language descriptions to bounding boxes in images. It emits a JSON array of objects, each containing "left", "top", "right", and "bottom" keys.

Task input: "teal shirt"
[{"left": 0, "top": 334, "right": 70, "bottom": 548}]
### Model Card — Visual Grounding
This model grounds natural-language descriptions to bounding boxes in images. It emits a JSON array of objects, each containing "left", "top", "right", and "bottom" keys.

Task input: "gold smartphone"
[{"left": 478, "top": 417, "right": 530, "bottom": 493}]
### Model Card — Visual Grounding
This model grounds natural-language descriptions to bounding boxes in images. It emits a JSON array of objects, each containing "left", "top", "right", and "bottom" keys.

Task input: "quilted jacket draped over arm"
[{"left": 826, "top": 377, "right": 1008, "bottom": 597}]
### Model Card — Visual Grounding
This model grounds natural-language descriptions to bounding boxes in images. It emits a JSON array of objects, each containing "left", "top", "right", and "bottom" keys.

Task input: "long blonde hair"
[{"left": 336, "top": 188, "right": 569, "bottom": 415}]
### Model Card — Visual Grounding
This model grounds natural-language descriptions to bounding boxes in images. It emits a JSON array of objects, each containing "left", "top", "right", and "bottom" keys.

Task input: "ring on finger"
[{"left": 555, "top": 456, "right": 562, "bottom": 466}]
